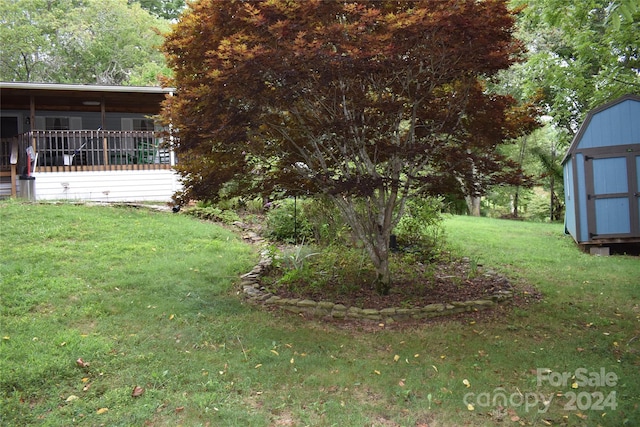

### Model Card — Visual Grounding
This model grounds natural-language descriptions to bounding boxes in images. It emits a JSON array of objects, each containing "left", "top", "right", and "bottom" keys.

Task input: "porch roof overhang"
[{"left": 0, "top": 82, "right": 175, "bottom": 114}]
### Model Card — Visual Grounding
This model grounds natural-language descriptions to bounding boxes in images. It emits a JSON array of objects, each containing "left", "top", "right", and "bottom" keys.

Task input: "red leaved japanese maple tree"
[{"left": 161, "top": 0, "right": 537, "bottom": 294}]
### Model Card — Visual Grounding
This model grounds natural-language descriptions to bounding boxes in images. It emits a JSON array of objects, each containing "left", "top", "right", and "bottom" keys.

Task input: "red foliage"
[{"left": 161, "top": 0, "right": 538, "bottom": 203}]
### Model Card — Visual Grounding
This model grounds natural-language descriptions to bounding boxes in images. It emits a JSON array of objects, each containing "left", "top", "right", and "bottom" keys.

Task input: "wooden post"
[
  {"left": 10, "top": 140, "right": 18, "bottom": 197},
  {"left": 30, "top": 95, "right": 36, "bottom": 153},
  {"left": 101, "top": 98, "right": 108, "bottom": 165}
]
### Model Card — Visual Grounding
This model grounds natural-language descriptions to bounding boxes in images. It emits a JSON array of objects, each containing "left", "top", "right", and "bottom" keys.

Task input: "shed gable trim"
[{"left": 561, "top": 94, "right": 640, "bottom": 164}]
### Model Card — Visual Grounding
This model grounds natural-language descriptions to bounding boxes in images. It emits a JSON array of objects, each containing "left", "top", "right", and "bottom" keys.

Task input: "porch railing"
[{"left": 17, "top": 130, "right": 174, "bottom": 173}]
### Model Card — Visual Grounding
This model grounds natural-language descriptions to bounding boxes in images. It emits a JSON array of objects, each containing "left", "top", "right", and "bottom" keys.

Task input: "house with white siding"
[{"left": 0, "top": 82, "right": 182, "bottom": 202}]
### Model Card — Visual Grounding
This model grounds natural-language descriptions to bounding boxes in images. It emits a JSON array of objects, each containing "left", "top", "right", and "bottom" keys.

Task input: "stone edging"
[{"left": 239, "top": 250, "right": 514, "bottom": 323}]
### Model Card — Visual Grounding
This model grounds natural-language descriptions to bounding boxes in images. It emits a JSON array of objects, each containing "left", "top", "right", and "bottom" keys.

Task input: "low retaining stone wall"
[{"left": 240, "top": 251, "right": 514, "bottom": 323}]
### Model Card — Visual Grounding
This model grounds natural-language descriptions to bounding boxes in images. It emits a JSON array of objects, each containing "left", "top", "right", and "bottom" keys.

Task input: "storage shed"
[{"left": 562, "top": 94, "right": 640, "bottom": 249}]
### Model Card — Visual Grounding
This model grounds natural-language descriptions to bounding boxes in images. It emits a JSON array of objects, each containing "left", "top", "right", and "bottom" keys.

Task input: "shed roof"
[
  {"left": 562, "top": 94, "right": 640, "bottom": 164},
  {"left": 0, "top": 82, "right": 175, "bottom": 114}
]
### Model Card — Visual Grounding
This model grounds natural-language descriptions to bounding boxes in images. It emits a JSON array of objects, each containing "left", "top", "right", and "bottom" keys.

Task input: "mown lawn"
[{"left": 1, "top": 201, "right": 638, "bottom": 426}]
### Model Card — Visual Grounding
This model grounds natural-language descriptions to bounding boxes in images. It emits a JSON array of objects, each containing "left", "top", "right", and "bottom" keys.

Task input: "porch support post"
[
  {"left": 29, "top": 95, "right": 36, "bottom": 152},
  {"left": 101, "top": 97, "right": 108, "bottom": 165},
  {"left": 10, "top": 140, "right": 18, "bottom": 197}
]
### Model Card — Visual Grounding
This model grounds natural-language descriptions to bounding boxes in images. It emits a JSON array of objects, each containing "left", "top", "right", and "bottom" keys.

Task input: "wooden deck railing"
[{"left": 16, "top": 130, "right": 174, "bottom": 173}]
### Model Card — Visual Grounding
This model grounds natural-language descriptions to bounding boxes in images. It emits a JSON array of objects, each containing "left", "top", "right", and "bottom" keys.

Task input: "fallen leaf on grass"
[
  {"left": 131, "top": 386, "right": 145, "bottom": 397},
  {"left": 96, "top": 408, "right": 108, "bottom": 414},
  {"left": 393, "top": 355, "right": 400, "bottom": 362},
  {"left": 463, "top": 379, "right": 471, "bottom": 388},
  {"left": 66, "top": 395, "right": 79, "bottom": 403},
  {"left": 76, "top": 358, "right": 90, "bottom": 368}
]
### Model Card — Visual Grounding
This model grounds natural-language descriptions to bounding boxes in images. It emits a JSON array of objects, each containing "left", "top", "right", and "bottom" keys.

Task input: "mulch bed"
[{"left": 261, "top": 257, "right": 543, "bottom": 324}]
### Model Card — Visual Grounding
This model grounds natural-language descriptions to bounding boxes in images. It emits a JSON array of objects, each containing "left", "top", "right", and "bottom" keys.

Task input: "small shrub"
[
  {"left": 264, "top": 198, "right": 313, "bottom": 243},
  {"left": 302, "top": 197, "right": 351, "bottom": 245},
  {"left": 182, "top": 204, "right": 241, "bottom": 225},
  {"left": 394, "top": 197, "right": 446, "bottom": 261}
]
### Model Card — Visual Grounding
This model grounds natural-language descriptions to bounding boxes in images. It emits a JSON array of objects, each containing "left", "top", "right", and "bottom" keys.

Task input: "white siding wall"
[{"left": 24, "top": 170, "right": 182, "bottom": 202}]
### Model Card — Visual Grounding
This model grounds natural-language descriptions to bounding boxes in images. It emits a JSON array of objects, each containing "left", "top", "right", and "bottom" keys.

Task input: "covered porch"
[{"left": 1, "top": 82, "right": 181, "bottom": 201}]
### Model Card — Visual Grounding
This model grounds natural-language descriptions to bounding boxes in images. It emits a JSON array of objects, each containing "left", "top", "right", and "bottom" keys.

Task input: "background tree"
[
  {"left": 510, "top": 0, "right": 639, "bottom": 138},
  {"left": 482, "top": 0, "right": 639, "bottom": 219},
  {"left": 135, "top": 0, "right": 186, "bottom": 21},
  {"left": 0, "top": 0, "right": 171, "bottom": 85},
  {"left": 162, "top": 0, "right": 537, "bottom": 294}
]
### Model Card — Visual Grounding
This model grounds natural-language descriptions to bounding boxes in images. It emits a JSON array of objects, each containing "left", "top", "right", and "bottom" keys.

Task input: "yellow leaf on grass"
[
  {"left": 467, "top": 403, "right": 475, "bottom": 411},
  {"left": 463, "top": 379, "right": 471, "bottom": 388},
  {"left": 571, "top": 382, "right": 578, "bottom": 389},
  {"left": 270, "top": 349, "right": 279, "bottom": 356},
  {"left": 97, "top": 408, "right": 108, "bottom": 414},
  {"left": 374, "top": 370, "right": 381, "bottom": 375},
  {"left": 169, "top": 314, "right": 175, "bottom": 320},
  {"left": 254, "top": 364, "right": 262, "bottom": 369},
  {"left": 393, "top": 355, "right": 400, "bottom": 362}
]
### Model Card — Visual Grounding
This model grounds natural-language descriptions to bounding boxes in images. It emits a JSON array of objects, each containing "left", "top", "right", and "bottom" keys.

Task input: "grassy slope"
[{"left": 0, "top": 202, "right": 638, "bottom": 426}]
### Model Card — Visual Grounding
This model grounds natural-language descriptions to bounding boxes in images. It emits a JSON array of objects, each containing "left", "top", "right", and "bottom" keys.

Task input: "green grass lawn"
[{"left": 1, "top": 201, "right": 638, "bottom": 426}]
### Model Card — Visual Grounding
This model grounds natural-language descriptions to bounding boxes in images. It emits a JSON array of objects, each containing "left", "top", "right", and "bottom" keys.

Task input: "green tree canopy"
[
  {"left": 510, "top": 0, "right": 639, "bottom": 140},
  {"left": 136, "top": 0, "right": 186, "bottom": 21},
  {"left": 0, "top": 0, "right": 171, "bottom": 85}
]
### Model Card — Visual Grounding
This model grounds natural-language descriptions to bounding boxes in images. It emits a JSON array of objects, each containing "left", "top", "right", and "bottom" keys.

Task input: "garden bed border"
[{"left": 239, "top": 250, "right": 514, "bottom": 323}]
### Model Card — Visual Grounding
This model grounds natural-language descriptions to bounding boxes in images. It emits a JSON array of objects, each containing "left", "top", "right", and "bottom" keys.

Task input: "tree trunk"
[
  {"left": 331, "top": 189, "right": 399, "bottom": 296},
  {"left": 465, "top": 195, "right": 481, "bottom": 216},
  {"left": 375, "top": 257, "right": 392, "bottom": 295},
  {"left": 372, "top": 231, "right": 392, "bottom": 295}
]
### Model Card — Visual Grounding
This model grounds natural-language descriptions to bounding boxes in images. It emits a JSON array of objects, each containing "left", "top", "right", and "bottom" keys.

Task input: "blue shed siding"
[
  {"left": 593, "top": 157, "right": 628, "bottom": 194},
  {"left": 575, "top": 153, "right": 589, "bottom": 243},
  {"left": 576, "top": 99, "right": 640, "bottom": 150},
  {"left": 637, "top": 156, "right": 640, "bottom": 229},
  {"left": 563, "top": 158, "right": 577, "bottom": 239}
]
